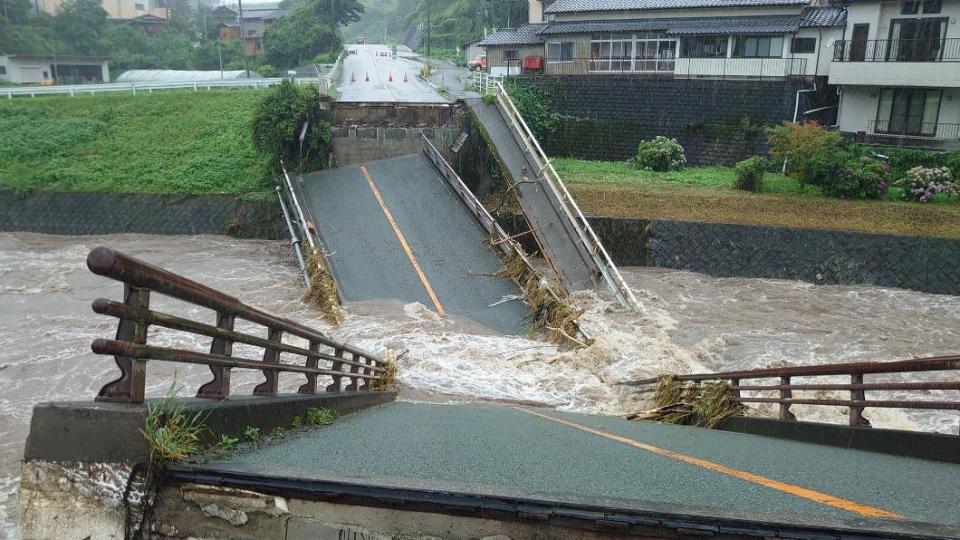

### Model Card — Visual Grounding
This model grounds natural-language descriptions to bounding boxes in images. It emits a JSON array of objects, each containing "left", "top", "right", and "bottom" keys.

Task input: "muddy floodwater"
[{"left": 2, "top": 232, "right": 960, "bottom": 537}]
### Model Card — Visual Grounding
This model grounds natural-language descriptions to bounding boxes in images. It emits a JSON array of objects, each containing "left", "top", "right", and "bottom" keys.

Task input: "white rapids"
[{"left": 2, "top": 232, "right": 959, "bottom": 537}]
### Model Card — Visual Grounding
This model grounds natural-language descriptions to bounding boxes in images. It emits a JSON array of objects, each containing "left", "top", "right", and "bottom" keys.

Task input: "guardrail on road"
[
  {"left": 627, "top": 356, "right": 960, "bottom": 433},
  {"left": 3, "top": 77, "right": 327, "bottom": 98},
  {"left": 86, "top": 247, "right": 385, "bottom": 403}
]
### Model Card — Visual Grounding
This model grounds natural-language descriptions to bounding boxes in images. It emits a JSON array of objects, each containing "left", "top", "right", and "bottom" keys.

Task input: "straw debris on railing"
[
  {"left": 493, "top": 243, "right": 586, "bottom": 348},
  {"left": 628, "top": 375, "right": 745, "bottom": 428},
  {"left": 302, "top": 248, "right": 342, "bottom": 325}
]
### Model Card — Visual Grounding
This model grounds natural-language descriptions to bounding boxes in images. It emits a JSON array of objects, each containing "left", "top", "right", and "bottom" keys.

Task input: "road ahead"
[{"left": 338, "top": 44, "right": 449, "bottom": 104}]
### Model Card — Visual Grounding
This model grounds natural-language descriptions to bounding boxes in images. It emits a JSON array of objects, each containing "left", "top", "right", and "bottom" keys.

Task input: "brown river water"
[{"left": 2, "top": 232, "right": 960, "bottom": 537}]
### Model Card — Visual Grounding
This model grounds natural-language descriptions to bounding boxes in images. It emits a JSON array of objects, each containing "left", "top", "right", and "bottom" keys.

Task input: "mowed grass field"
[
  {"left": 0, "top": 90, "right": 273, "bottom": 200},
  {"left": 551, "top": 159, "right": 960, "bottom": 238}
]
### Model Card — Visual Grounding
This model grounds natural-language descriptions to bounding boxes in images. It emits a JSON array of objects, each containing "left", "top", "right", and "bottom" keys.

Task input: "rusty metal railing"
[
  {"left": 628, "top": 356, "right": 960, "bottom": 433},
  {"left": 87, "top": 247, "right": 385, "bottom": 403}
]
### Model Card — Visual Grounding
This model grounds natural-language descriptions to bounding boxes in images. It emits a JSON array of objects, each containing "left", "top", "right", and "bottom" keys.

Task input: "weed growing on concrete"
[
  {"left": 243, "top": 426, "right": 261, "bottom": 442},
  {"left": 481, "top": 92, "right": 497, "bottom": 105},
  {"left": 217, "top": 434, "right": 240, "bottom": 450},
  {"left": 302, "top": 248, "right": 343, "bottom": 325},
  {"left": 269, "top": 426, "right": 287, "bottom": 438},
  {"left": 290, "top": 415, "right": 303, "bottom": 429},
  {"left": 306, "top": 407, "right": 338, "bottom": 426},
  {"left": 140, "top": 384, "right": 209, "bottom": 463}
]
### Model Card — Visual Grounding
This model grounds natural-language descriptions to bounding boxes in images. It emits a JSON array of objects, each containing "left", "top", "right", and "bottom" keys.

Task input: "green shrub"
[
  {"left": 636, "top": 136, "right": 685, "bottom": 172},
  {"left": 733, "top": 156, "right": 767, "bottom": 192},
  {"left": 869, "top": 147, "right": 958, "bottom": 178},
  {"left": 767, "top": 121, "right": 844, "bottom": 188},
  {"left": 481, "top": 92, "right": 497, "bottom": 105},
  {"left": 306, "top": 407, "right": 338, "bottom": 426},
  {"left": 243, "top": 425, "right": 261, "bottom": 442},
  {"left": 821, "top": 156, "right": 891, "bottom": 200},
  {"left": 251, "top": 79, "right": 331, "bottom": 172},
  {"left": 141, "top": 385, "right": 208, "bottom": 463},
  {"left": 895, "top": 166, "right": 958, "bottom": 203}
]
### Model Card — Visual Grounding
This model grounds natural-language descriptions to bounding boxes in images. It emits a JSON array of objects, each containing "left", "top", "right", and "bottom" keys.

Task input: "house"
[
  {"left": 479, "top": 0, "right": 847, "bottom": 79},
  {"left": 462, "top": 38, "right": 485, "bottom": 64},
  {"left": 35, "top": 0, "right": 168, "bottom": 24},
  {"left": 830, "top": 0, "right": 960, "bottom": 149},
  {"left": 0, "top": 54, "right": 110, "bottom": 84},
  {"left": 213, "top": 3, "right": 289, "bottom": 57}
]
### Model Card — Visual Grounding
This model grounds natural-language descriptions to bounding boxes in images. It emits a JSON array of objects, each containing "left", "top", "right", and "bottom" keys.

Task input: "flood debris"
[
  {"left": 628, "top": 375, "right": 745, "bottom": 428},
  {"left": 302, "top": 248, "right": 342, "bottom": 325}
]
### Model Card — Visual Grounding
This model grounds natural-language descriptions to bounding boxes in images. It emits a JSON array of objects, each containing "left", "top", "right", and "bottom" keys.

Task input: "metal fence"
[
  {"left": 869, "top": 119, "right": 960, "bottom": 140},
  {"left": 3, "top": 75, "right": 333, "bottom": 99},
  {"left": 627, "top": 356, "right": 960, "bottom": 433},
  {"left": 834, "top": 38, "right": 960, "bottom": 62},
  {"left": 87, "top": 247, "right": 385, "bottom": 403},
  {"left": 496, "top": 56, "right": 807, "bottom": 79}
]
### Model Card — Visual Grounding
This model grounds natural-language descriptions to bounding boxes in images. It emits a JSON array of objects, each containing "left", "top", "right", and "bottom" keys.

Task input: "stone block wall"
[{"left": 517, "top": 75, "right": 820, "bottom": 164}]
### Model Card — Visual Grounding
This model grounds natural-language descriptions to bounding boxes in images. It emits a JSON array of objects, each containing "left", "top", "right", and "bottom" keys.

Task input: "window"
[
  {"left": 135, "top": 2, "right": 144, "bottom": 9},
  {"left": 503, "top": 49, "right": 520, "bottom": 61},
  {"left": 547, "top": 41, "right": 574, "bottom": 62},
  {"left": 681, "top": 36, "right": 727, "bottom": 58},
  {"left": 889, "top": 18, "right": 948, "bottom": 60},
  {"left": 590, "top": 32, "right": 676, "bottom": 72},
  {"left": 922, "top": 0, "right": 942, "bottom": 13},
  {"left": 876, "top": 88, "right": 942, "bottom": 136},
  {"left": 791, "top": 37, "right": 816, "bottom": 54},
  {"left": 0, "top": 66, "right": 6, "bottom": 75},
  {"left": 733, "top": 35, "right": 784, "bottom": 58},
  {"left": 901, "top": 1, "right": 920, "bottom": 14}
]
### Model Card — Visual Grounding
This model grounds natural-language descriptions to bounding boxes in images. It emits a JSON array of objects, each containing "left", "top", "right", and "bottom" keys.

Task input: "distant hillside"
[{"left": 344, "top": 0, "right": 526, "bottom": 55}]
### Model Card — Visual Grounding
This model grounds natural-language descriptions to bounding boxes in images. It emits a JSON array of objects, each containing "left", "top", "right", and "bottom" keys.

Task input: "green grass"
[
  {"left": 0, "top": 90, "right": 273, "bottom": 200},
  {"left": 544, "top": 158, "right": 960, "bottom": 238}
]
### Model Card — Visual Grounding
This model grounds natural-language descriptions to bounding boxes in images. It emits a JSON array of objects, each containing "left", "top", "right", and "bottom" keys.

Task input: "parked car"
[
  {"left": 467, "top": 55, "right": 487, "bottom": 71},
  {"left": 355, "top": 37, "right": 365, "bottom": 44}
]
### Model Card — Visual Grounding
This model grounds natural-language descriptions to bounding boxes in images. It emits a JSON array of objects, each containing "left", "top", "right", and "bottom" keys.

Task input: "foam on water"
[{"left": 2, "top": 232, "right": 959, "bottom": 537}]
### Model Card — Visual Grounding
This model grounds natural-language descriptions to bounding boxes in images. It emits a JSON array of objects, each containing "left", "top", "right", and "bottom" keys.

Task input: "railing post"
[
  {"left": 326, "top": 348, "right": 344, "bottom": 392},
  {"left": 298, "top": 340, "right": 321, "bottom": 394},
  {"left": 253, "top": 328, "right": 283, "bottom": 396},
  {"left": 345, "top": 353, "right": 361, "bottom": 391},
  {"left": 849, "top": 373, "right": 871, "bottom": 427},
  {"left": 359, "top": 357, "right": 373, "bottom": 391},
  {"left": 96, "top": 285, "right": 150, "bottom": 403},
  {"left": 196, "top": 313, "right": 235, "bottom": 399},
  {"left": 779, "top": 376, "right": 796, "bottom": 420},
  {"left": 729, "top": 378, "right": 740, "bottom": 399}
]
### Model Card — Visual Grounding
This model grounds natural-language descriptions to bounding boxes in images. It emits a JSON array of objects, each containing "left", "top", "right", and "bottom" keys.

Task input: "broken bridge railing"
[
  {"left": 87, "top": 247, "right": 386, "bottom": 403},
  {"left": 627, "top": 356, "right": 960, "bottom": 433}
]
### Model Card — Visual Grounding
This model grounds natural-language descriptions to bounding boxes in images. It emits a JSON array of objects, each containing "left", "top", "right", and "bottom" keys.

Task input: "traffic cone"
[
  {"left": 365, "top": 72, "right": 369, "bottom": 82},
  {"left": 403, "top": 72, "right": 408, "bottom": 82},
  {"left": 350, "top": 72, "right": 356, "bottom": 83},
  {"left": 388, "top": 72, "right": 393, "bottom": 82}
]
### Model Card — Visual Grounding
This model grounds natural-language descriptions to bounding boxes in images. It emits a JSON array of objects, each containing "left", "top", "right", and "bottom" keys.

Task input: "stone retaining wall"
[
  {"left": 0, "top": 190, "right": 285, "bottom": 239},
  {"left": 500, "top": 214, "right": 960, "bottom": 296}
]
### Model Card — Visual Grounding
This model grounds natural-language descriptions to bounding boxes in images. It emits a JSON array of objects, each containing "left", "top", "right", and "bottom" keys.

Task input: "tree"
[
  {"left": 0, "top": 0, "right": 33, "bottom": 24},
  {"left": 251, "top": 79, "right": 331, "bottom": 171},
  {"left": 263, "top": 0, "right": 362, "bottom": 68},
  {"left": 53, "top": 0, "right": 108, "bottom": 55}
]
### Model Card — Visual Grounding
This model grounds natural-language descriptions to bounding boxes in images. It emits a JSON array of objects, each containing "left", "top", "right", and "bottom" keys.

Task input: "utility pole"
[
  {"left": 237, "top": 0, "right": 250, "bottom": 78},
  {"left": 426, "top": 0, "right": 431, "bottom": 58},
  {"left": 217, "top": 38, "right": 224, "bottom": 78}
]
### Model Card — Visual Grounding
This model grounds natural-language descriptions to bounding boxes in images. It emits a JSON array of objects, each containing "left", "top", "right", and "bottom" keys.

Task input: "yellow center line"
[
  {"left": 516, "top": 407, "right": 903, "bottom": 520},
  {"left": 360, "top": 165, "right": 445, "bottom": 316}
]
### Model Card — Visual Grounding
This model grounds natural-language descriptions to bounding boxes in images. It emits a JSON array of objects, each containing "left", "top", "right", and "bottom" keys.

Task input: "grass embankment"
[
  {"left": 552, "top": 159, "right": 960, "bottom": 238},
  {"left": 0, "top": 90, "right": 273, "bottom": 200}
]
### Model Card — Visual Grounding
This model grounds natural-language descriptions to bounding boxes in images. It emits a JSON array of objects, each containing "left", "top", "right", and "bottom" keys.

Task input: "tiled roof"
[
  {"left": 544, "top": 0, "right": 810, "bottom": 14},
  {"left": 478, "top": 24, "right": 548, "bottom": 46},
  {"left": 539, "top": 15, "right": 801, "bottom": 35},
  {"left": 799, "top": 6, "right": 846, "bottom": 27}
]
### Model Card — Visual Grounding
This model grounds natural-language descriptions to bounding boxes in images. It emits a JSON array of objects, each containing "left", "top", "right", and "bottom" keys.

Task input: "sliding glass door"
[{"left": 876, "top": 88, "right": 942, "bottom": 136}]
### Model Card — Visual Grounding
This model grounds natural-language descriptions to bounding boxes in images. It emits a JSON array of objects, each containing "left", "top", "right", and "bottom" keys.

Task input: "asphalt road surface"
[
  {"left": 204, "top": 402, "right": 960, "bottom": 537},
  {"left": 299, "top": 153, "right": 527, "bottom": 335},
  {"left": 338, "top": 44, "right": 450, "bottom": 104}
]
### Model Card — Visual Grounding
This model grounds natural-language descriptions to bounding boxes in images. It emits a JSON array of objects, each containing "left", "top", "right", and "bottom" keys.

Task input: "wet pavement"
[{"left": 338, "top": 44, "right": 450, "bottom": 104}]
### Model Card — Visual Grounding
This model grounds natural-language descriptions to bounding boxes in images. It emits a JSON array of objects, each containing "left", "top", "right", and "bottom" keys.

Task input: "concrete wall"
[
  {"left": 331, "top": 126, "right": 461, "bottom": 166},
  {"left": 518, "top": 75, "right": 820, "bottom": 163}
]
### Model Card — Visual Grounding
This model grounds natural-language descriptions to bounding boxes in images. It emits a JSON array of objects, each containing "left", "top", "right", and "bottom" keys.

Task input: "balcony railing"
[
  {"left": 868, "top": 119, "right": 960, "bottom": 140},
  {"left": 501, "top": 56, "right": 807, "bottom": 79},
  {"left": 834, "top": 38, "right": 960, "bottom": 62}
]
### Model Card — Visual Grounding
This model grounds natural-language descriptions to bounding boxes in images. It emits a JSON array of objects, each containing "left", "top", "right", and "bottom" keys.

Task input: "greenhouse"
[{"left": 115, "top": 69, "right": 262, "bottom": 82}]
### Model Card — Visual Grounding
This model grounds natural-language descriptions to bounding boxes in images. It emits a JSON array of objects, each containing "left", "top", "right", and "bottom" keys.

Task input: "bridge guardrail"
[
  {"left": 490, "top": 80, "right": 642, "bottom": 310},
  {"left": 627, "top": 356, "right": 960, "bottom": 433},
  {"left": 3, "top": 77, "right": 324, "bottom": 99},
  {"left": 86, "top": 247, "right": 385, "bottom": 403}
]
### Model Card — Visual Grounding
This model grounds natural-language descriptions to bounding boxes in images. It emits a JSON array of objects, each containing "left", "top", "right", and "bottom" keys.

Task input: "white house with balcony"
[
  {"left": 479, "top": 0, "right": 846, "bottom": 79},
  {"left": 831, "top": 0, "right": 960, "bottom": 147}
]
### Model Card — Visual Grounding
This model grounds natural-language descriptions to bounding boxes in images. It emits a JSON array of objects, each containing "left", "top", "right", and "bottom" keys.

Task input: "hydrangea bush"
[
  {"left": 636, "top": 136, "right": 686, "bottom": 172},
  {"left": 895, "top": 166, "right": 959, "bottom": 203},
  {"left": 822, "top": 156, "right": 890, "bottom": 200}
]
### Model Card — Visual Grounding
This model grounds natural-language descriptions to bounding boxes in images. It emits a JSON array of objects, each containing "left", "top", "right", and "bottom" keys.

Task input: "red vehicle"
[{"left": 467, "top": 55, "right": 487, "bottom": 71}]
